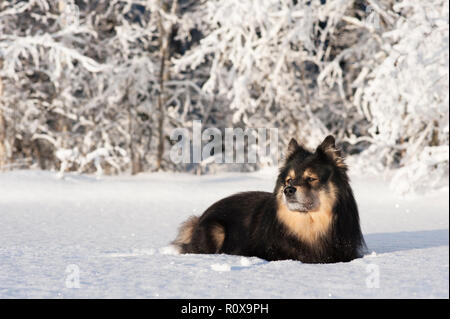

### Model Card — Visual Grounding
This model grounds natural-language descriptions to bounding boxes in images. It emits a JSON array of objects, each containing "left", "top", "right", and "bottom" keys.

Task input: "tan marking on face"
[
  {"left": 211, "top": 224, "right": 225, "bottom": 253},
  {"left": 286, "top": 169, "right": 296, "bottom": 183},
  {"left": 276, "top": 184, "right": 336, "bottom": 245},
  {"left": 302, "top": 169, "right": 319, "bottom": 181}
]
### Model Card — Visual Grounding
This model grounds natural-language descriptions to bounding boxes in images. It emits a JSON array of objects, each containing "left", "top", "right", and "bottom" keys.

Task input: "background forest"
[{"left": 0, "top": 0, "right": 448, "bottom": 194}]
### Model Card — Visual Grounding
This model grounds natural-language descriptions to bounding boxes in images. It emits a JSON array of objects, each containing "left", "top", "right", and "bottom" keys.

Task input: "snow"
[{"left": 0, "top": 169, "right": 448, "bottom": 298}]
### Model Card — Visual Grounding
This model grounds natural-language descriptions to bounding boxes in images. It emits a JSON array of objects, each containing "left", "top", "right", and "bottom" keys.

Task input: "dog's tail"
[{"left": 172, "top": 215, "right": 199, "bottom": 253}]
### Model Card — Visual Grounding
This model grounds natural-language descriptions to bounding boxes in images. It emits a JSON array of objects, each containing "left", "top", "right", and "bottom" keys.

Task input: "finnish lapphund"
[{"left": 172, "top": 135, "right": 366, "bottom": 263}]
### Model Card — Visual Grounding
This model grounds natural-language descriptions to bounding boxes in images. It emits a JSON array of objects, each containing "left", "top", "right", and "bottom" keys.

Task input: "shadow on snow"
[{"left": 364, "top": 229, "right": 449, "bottom": 254}]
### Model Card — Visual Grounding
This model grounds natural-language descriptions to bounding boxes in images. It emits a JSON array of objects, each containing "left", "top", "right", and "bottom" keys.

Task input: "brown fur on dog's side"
[{"left": 210, "top": 224, "right": 225, "bottom": 253}]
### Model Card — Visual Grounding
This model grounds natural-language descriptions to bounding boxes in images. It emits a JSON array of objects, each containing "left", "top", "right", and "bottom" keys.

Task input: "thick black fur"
[{"left": 173, "top": 136, "right": 366, "bottom": 263}]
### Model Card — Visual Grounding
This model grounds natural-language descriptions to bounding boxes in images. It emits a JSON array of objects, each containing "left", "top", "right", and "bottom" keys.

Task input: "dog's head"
[{"left": 275, "top": 135, "right": 346, "bottom": 213}]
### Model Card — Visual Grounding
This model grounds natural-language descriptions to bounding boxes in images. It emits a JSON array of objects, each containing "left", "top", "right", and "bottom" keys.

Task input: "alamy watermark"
[
  {"left": 365, "top": 263, "right": 380, "bottom": 288},
  {"left": 169, "top": 121, "right": 279, "bottom": 165},
  {"left": 65, "top": 264, "right": 80, "bottom": 288}
]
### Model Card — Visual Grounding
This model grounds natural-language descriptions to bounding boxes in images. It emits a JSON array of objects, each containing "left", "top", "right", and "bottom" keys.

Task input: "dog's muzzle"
[{"left": 284, "top": 186, "right": 296, "bottom": 197}]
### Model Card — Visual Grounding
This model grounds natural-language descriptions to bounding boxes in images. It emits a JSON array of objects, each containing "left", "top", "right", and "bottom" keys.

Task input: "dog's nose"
[{"left": 284, "top": 186, "right": 296, "bottom": 196}]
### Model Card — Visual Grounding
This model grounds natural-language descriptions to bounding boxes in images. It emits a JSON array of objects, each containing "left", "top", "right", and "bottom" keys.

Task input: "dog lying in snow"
[{"left": 172, "top": 136, "right": 366, "bottom": 263}]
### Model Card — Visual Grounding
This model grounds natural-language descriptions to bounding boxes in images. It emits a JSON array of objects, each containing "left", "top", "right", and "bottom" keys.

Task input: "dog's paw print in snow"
[
  {"left": 210, "top": 257, "right": 265, "bottom": 272},
  {"left": 159, "top": 245, "right": 180, "bottom": 255},
  {"left": 210, "top": 263, "right": 231, "bottom": 272}
]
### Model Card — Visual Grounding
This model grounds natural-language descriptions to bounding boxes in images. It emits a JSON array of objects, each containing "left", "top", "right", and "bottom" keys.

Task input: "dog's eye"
[{"left": 306, "top": 177, "right": 318, "bottom": 183}]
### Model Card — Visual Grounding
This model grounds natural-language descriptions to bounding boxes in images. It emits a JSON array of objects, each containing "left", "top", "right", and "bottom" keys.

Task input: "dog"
[{"left": 172, "top": 135, "right": 366, "bottom": 263}]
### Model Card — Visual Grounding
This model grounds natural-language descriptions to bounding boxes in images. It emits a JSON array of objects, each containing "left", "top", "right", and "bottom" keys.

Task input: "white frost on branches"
[
  {"left": 176, "top": 0, "right": 449, "bottom": 193},
  {"left": 356, "top": 0, "right": 449, "bottom": 193},
  {"left": 0, "top": 0, "right": 448, "bottom": 194}
]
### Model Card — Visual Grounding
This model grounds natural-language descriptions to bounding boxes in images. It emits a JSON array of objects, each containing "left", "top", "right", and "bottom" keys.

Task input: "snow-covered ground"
[{"left": 0, "top": 169, "right": 448, "bottom": 298}]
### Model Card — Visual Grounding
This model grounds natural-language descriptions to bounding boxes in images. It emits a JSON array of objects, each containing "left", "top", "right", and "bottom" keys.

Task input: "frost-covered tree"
[
  {"left": 175, "top": 0, "right": 449, "bottom": 192},
  {"left": 175, "top": 1, "right": 386, "bottom": 153},
  {"left": 0, "top": 0, "right": 196, "bottom": 175},
  {"left": 1, "top": 0, "right": 102, "bottom": 171},
  {"left": 0, "top": 0, "right": 448, "bottom": 193},
  {"left": 354, "top": 0, "right": 449, "bottom": 193}
]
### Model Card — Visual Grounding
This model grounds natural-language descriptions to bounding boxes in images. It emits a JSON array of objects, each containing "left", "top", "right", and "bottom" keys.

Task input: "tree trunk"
[
  {"left": 430, "top": 120, "right": 440, "bottom": 147},
  {"left": 0, "top": 77, "right": 6, "bottom": 169},
  {"left": 128, "top": 100, "right": 143, "bottom": 175},
  {"left": 155, "top": 0, "right": 178, "bottom": 171},
  {"left": 155, "top": 45, "right": 167, "bottom": 171}
]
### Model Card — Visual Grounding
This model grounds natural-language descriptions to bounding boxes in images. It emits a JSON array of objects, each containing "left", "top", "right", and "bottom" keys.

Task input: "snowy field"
[{"left": 0, "top": 169, "right": 448, "bottom": 299}]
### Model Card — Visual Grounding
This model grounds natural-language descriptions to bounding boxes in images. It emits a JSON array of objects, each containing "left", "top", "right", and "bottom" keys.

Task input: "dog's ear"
[
  {"left": 316, "top": 135, "right": 346, "bottom": 169},
  {"left": 285, "top": 138, "right": 309, "bottom": 162},
  {"left": 319, "top": 135, "right": 336, "bottom": 150},
  {"left": 286, "top": 138, "right": 300, "bottom": 157}
]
